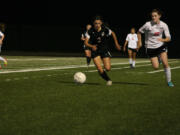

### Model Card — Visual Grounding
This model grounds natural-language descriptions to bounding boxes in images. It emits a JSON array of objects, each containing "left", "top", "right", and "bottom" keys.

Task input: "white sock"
[
  {"left": 164, "top": 67, "right": 171, "bottom": 83},
  {"left": 0, "top": 56, "right": 5, "bottom": 62},
  {"left": 132, "top": 60, "right": 136, "bottom": 67},
  {"left": 129, "top": 58, "right": 132, "bottom": 64}
]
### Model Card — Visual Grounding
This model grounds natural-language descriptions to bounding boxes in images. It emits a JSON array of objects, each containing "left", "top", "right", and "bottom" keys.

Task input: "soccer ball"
[{"left": 74, "top": 72, "right": 86, "bottom": 84}]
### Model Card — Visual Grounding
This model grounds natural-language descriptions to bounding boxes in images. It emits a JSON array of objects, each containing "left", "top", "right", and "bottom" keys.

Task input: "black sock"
[
  {"left": 99, "top": 71, "right": 111, "bottom": 81},
  {"left": 86, "top": 56, "right": 91, "bottom": 65}
]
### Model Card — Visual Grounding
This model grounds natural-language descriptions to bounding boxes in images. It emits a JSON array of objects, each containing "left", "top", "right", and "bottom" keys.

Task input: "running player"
[
  {"left": 0, "top": 23, "right": 7, "bottom": 69},
  {"left": 85, "top": 16, "right": 121, "bottom": 86},
  {"left": 137, "top": 9, "right": 174, "bottom": 87},
  {"left": 81, "top": 24, "right": 92, "bottom": 67},
  {"left": 123, "top": 28, "right": 138, "bottom": 68}
]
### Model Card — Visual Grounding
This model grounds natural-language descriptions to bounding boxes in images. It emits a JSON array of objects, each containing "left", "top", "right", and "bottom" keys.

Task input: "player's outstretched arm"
[{"left": 111, "top": 31, "right": 121, "bottom": 51}]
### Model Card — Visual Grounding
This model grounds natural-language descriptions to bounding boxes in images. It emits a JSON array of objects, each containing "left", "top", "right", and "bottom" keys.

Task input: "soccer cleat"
[
  {"left": 130, "top": 64, "right": 135, "bottom": 69},
  {"left": 130, "top": 64, "right": 133, "bottom": 68},
  {"left": 168, "top": 82, "right": 174, "bottom": 87},
  {"left": 4, "top": 59, "right": 8, "bottom": 66},
  {"left": 107, "top": 80, "right": 112, "bottom": 86}
]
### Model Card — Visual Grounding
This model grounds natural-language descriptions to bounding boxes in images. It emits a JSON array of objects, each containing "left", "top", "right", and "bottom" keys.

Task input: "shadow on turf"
[
  {"left": 59, "top": 81, "right": 100, "bottom": 85},
  {"left": 113, "top": 81, "right": 148, "bottom": 86},
  {"left": 59, "top": 81, "right": 147, "bottom": 86}
]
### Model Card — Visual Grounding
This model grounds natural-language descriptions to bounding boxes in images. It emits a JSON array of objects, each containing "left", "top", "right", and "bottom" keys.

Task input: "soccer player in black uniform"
[
  {"left": 84, "top": 16, "right": 121, "bottom": 86},
  {"left": 81, "top": 24, "right": 92, "bottom": 67}
]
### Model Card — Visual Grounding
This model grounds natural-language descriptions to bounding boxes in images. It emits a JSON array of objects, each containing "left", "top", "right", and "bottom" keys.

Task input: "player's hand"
[
  {"left": 81, "top": 37, "right": 85, "bottom": 41},
  {"left": 92, "top": 45, "right": 97, "bottom": 51},
  {"left": 123, "top": 47, "right": 126, "bottom": 52},
  {"left": 157, "top": 38, "right": 164, "bottom": 42},
  {"left": 137, "top": 41, "right": 142, "bottom": 47},
  {"left": 116, "top": 44, "right": 121, "bottom": 51},
  {"left": 0, "top": 40, "right": 2, "bottom": 45},
  {"left": 136, "top": 48, "right": 139, "bottom": 52}
]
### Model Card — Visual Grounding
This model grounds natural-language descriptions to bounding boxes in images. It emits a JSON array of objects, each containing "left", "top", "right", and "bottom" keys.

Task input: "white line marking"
[
  {"left": 147, "top": 66, "right": 180, "bottom": 74},
  {"left": 0, "top": 60, "right": 178, "bottom": 75},
  {"left": 7, "top": 58, "right": 58, "bottom": 61},
  {"left": 0, "top": 61, "right": 150, "bottom": 74},
  {"left": 85, "top": 61, "right": 179, "bottom": 73},
  {"left": 85, "top": 64, "right": 152, "bottom": 73}
]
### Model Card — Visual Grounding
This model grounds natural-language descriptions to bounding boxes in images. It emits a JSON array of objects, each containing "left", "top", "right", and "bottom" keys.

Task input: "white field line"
[
  {"left": 86, "top": 64, "right": 152, "bottom": 73},
  {"left": 7, "top": 58, "right": 58, "bottom": 61},
  {"left": 147, "top": 66, "right": 180, "bottom": 74},
  {"left": 0, "top": 61, "right": 149, "bottom": 74},
  {"left": 86, "top": 61, "right": 179, "bottom": 73},
  {"left": 0, "top": 60, "right": 178, "bottom": 74}
]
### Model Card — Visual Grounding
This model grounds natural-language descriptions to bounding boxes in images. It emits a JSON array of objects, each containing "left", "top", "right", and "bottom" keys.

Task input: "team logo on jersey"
[{"left": 154, "top": 32, "right": 160, "bottom": 36}]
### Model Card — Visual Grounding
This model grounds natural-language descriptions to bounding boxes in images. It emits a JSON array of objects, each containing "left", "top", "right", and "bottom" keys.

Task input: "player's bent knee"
[
  {"left": 153, "top": 66, "right": 159, "bottom": 70},
  {"left": 105, "top": 67, "right": 111, "bottom": 71}
]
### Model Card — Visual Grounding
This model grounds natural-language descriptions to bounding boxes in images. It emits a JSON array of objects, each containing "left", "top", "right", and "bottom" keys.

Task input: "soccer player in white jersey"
[
  {"left": 137, "top": 9, "right": 174, "bottom": 87},
  {"left": 0, "top": 23, "right": 7, "bottom": 69},
  {"left": 123, "top": 28, "right": 138, "bottom": 68}
]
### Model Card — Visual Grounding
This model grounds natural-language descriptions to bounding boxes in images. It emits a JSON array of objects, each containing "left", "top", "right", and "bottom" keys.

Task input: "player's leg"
[
  {"left": 158, "top": 55, "right": 162, "bottom": 64},
  {"left": 102, "top": 57, "right": 112, "bottom": 86},
  {"left": 160, "top": 52, "right": 174, "bottom": 87},
  {"left": 93, "top": 56, "right": 111, "bottom": 85},
  {"left": 128, "top": 49, "right": 133, "bottom": 68},
  {"left": 0, "top": 45, "right": 7, "bottom": 67},
  {"left": 102, "top": 57, "right": 111, "bottom": 71},
  {"left": 102, "top": 52, "right": 112, "bottom": 85},
  {"left": 85, "top": 49, "right": 91, "bottom": 66},
  {"left": 132, "top": 51, "right": 137, "bottom": 68},
  {"left": 150, "top": 57, "right": 159, "bottom": 69}
]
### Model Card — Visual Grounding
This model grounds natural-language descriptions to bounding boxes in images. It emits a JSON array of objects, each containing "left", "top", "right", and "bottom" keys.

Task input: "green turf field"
[{"left": 0, "top": 56, "right": 180, "bottom": 135}]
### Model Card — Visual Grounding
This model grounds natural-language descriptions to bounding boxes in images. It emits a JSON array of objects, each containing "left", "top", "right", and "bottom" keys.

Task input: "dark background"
[{"left": 1, "top": 2, "right": 180, "bottom": 57}]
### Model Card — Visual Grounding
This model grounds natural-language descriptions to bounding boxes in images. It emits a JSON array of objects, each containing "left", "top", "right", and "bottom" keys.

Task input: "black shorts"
[
  {"left": 91, "top": 50, "right": 112, "bottom": 59},
  {"left": 128, "top": 48, "right": 137, "bottom": 53},
  {"left": 83, "top": 45, "right": 91, "bottom": 51},
  {"left": 147, "top": 45, "right": 168, "bottom": 58}
]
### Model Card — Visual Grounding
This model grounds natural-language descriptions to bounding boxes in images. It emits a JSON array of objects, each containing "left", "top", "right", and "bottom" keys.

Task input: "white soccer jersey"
[
  {"left": 139, "top": 21, "right": 171, "bottom": 49},
  {"left": 0, "top": 31, "right": 4, "bottom": 48},
  {"left": 0, "top": 31, "right": 4, "bottom": 38},
  {"left": 126, "top": 33, "right": 138, "bottom": 49}
]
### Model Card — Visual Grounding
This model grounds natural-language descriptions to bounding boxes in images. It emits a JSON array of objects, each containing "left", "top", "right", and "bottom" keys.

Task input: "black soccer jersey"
[{"left": 86, "top": 26, "right": 112, "bottom": 52}]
